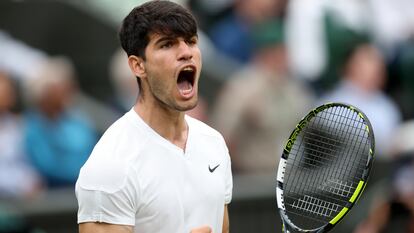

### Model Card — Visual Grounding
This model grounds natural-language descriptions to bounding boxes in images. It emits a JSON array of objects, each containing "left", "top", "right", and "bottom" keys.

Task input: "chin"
[{"left": 176, "top": 97, "right": 198, "bottom": 112}]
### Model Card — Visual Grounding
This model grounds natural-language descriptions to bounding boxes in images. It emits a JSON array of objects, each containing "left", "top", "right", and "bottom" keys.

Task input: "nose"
[{"left": 177, "top": 41, "right": 193, "bottom": 61}]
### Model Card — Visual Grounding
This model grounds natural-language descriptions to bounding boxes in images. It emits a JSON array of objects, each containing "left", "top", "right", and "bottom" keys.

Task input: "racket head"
[{"left": 276, "top": 103, "right": 375, "bottom": 233}]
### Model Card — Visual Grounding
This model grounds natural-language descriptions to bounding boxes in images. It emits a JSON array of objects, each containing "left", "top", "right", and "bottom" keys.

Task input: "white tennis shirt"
[{"left": 76, "top": 108, "right": 233, "bottom": 233}]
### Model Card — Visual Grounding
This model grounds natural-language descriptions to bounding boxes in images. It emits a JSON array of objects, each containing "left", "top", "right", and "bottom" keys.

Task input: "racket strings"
[
  {"left": 309, "top": 106, "right": 367, "bottom": 185},
  {"left": 310, "top": 106, "right": 366, "bottom": 196},
  {"left": 288, "top": 107, "right": 364, "bottom": 193},
  {"left": 290, "top": 140, "right": 366, "bottom": 169},
  {"left": 303, "top": 130, "right": 369, "bottom": 156},
  {"left": 319, "top": 179, "right": 355, "bottom": 198},
  {"left": 283, "top": 207, "right": 332, "bottom": 225},
  {"left": 291, "top": 195, "right": 341, "bottom": 218},
  {"left": 297, "top": 128, "right": 368, "bottom": 174},
  {"left": 283, "top": 106, "right": 371, "bottom": 229}
]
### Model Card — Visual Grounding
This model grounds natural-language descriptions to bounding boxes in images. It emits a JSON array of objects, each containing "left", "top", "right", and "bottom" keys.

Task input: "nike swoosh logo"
[{"left": 209, "top": 164, "right": 220, "bottom": 173}]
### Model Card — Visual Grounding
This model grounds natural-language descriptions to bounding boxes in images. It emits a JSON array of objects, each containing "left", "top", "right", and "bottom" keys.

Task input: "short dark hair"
[{"left": 119, "top": 0, "right": 198, "bottom": 59}]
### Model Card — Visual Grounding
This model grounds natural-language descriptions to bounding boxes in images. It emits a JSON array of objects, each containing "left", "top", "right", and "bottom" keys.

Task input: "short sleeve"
[
  {"left": 75, "top": 161, "right": 139, "bottom": 226},
  {"left": 223, "top": 140, "right": 233, "bottom": 204}
]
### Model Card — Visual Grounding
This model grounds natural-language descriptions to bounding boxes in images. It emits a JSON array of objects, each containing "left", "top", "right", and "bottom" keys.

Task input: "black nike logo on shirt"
[{"left": 209, "top": 164, "right": 220, "bottom": 173}]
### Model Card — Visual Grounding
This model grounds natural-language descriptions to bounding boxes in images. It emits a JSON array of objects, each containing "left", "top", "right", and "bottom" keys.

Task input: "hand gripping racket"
[{"left": 276, "top": 103, "right": 375, "bottom": 233}]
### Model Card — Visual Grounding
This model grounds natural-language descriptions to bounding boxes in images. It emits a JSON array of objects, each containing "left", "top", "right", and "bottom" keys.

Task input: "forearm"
[
  {"left": 222, "top": 205, "right": 229, "bottom": 233},
  {"left": 79, "top": 222, "right": 133, "bottom": 233}
]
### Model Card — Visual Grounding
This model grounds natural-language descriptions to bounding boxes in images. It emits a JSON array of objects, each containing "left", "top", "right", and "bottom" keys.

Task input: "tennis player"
[{"left": 75, "top": 1, "right": 232, "bottom": 233}]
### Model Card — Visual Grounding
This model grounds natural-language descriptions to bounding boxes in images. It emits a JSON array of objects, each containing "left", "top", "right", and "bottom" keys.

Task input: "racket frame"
[{"left": 276, "top": 102, "right": 375, "bottom": 233}]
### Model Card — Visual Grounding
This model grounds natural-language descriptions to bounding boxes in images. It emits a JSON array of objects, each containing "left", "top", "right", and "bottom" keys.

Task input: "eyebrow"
[
  {"left": 153, "top": 35, "right": 198, "bottom": 46},
  {"left": 154, "top": 36, "right": 175, "bottom": 46}
]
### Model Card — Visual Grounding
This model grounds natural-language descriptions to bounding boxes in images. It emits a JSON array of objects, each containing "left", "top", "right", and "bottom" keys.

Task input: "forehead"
[
  {"left": 148, "top": 31, "right": 197, "bottom": 43},
  {"left": 148, "top": 33, "right": 166, "bottom": 42}
]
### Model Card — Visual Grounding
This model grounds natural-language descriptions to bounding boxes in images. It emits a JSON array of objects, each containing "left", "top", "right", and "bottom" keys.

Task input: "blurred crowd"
[{"left": 1, "top": 0, "right": 414, "bottom": 232}]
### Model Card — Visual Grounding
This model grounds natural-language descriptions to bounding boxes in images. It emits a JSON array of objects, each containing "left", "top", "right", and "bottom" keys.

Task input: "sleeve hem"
[{"left": 78, "top": 215, "right": 135, "bottom": 226}]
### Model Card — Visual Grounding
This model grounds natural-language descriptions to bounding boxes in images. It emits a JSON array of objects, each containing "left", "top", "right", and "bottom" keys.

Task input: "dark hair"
[{"left": 119, "top": 0, "right": 198, "bottom": 59}]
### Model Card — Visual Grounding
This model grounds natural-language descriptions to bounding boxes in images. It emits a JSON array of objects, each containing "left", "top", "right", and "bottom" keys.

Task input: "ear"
[{"left": 128, "top": 55, "right": 146, "bottom": 78}]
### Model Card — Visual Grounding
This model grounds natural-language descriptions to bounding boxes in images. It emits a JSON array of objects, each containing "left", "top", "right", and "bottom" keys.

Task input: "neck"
[{"left": 133, "top": 97, "right": 188, "bottom": 150}]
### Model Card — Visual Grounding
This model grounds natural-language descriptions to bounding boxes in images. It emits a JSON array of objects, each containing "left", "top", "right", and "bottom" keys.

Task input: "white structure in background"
[
  {"left": 0, "top": 30, "right": 47, "bottom": 79},
  {"left": 286, "top": 0, "right": 414, "bottom": 81}
]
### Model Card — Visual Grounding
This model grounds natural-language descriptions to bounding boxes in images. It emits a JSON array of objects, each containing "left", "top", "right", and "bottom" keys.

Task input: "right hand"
[{"left": 190, "top": 225, "right": 212, "bottom": 233}]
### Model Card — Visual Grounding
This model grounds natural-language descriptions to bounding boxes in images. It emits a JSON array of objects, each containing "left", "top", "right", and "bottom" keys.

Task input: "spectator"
[
  {"left": 211, "top": 20, "right": 314, "bottom": 174},
  {"left": 354, "top": 159, "right": 414, "bottom": 233},
  {"left": 319, "top": 43, "right": 402, "bottom": 158},
  {"left": 23, "top": 57, "right": 97, "bottom": 187},
  {"left": 285, "top": 0, "right": 370, "bottom": 81},
  {"left": 0, "top": 72, "right": 42, "bottom": 198},
  {"left": 109, "top": 48, "right": 138, "bottom": 115},
  {"left": 209, "top": 0, "right": 284, "bottom": 64}
]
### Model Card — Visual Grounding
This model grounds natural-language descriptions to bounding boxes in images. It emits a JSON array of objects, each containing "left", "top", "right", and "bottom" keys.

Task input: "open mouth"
[{"left": 177, "top": 66, "right": 196, "bottom": 95}]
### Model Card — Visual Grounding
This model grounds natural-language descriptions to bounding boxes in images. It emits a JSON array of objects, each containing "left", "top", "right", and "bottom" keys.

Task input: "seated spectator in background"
[
  {"left": 319, "top": 43, "right": 402, "bottom": 158},
  {"left": 354, "top": 122, "right": 414, "bottom": 233},
  {"left": 211, "top": 20, "right": 314, "bottom": 174},
  {"left": 0, "top": 72, "right": 42, "bottom": 198},
  {"left": 209, "top": 0, "right": 285, "bottom": 64},
  {"left": 23, "top": 57, "right": 97, "bottom": 187},
  {"left": 109, "top": 48, "right": 138, "bottom": 115},
  {"left": 354, "top": 159, "right": 414, "bottom": 233}
]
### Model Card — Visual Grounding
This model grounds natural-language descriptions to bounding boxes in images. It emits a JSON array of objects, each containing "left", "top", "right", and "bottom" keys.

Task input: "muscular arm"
[
  {"left": 222, "top": 205, "right": 229, "bottom": 233},
  {"left": 79, "top": 206, "right": 229, "bottom": 233},
  {"left": 79, "top": 222, "right": 133, "bottom": 233},
  {"left": 189, "top": 205, "right": 229, "bottom": 233}
]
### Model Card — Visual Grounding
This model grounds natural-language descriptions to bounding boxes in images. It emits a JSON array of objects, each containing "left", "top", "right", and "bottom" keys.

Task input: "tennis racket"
[{"left": 276, "top": 102, "right": 375, "bottom": 233}]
